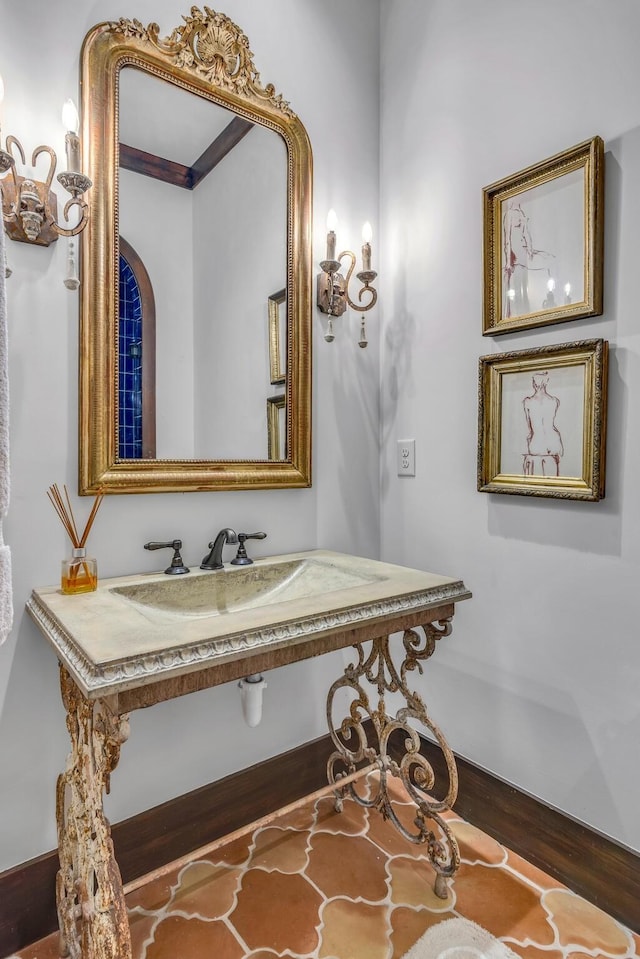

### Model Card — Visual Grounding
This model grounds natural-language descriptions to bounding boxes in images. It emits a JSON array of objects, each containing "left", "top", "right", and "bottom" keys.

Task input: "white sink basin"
[{"left": 109, "top": 558, "right": 382, "bottom": 618}]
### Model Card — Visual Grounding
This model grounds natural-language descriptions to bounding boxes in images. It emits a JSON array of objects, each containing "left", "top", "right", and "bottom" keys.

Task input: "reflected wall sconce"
[
  {"left": 317, "top": 210, "right": 377, "bottom": 348},
  {"left": 0, "top": 78, "right": 92, "bottom": 258}
]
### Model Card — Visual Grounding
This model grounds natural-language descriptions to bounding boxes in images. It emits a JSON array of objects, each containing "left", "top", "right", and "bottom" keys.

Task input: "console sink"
[
  {"left": 109, "top": 557, "right": 382, "bottom": 619},
  {"left": 27, "top": 549, "right": 471, "bottom": 699}
]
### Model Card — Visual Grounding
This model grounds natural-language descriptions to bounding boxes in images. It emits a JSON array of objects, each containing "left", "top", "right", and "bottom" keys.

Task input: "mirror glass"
[
  {"left": 79, "top": 9, "right": 312, "bottom": 493},
  {"left": 118, "top": 68, "right": 288, "bottom": 461}
]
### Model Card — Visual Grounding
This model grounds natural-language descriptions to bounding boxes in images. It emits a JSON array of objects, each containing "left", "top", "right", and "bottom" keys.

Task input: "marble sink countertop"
[{"left": 27, "top": 550, "right": 471, "bottom": 699}]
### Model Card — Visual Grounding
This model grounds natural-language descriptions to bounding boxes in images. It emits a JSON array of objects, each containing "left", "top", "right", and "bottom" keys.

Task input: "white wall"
[
  {"left": 193, "top": 125, "right": 286, "bottom": 459},
  {"left": 380, "top": 0, "right": 640, "bottom": 851},
  {"left": 0, "top": 0, "right": 380, "bottom": 871},
  {"left": 119, "top": 168, "right": 196, "bottom": 457}
]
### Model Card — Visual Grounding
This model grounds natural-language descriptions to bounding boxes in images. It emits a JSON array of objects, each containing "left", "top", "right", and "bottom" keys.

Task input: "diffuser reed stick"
[{"left": 47, "top": 484, "right": 103, "bottom": 592}]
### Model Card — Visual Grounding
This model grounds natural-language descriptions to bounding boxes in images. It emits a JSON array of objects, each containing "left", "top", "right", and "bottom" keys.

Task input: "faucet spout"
[{"left": 200, "top": 528, "right": 238, "bottom": 570}]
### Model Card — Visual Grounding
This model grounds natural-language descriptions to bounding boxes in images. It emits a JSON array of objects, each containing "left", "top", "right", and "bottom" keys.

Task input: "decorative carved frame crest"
[
  {"left": 111, "top": 8, "right": 295, "bottom": 116},
  {"left": 79, "top": 8, "right": 312, "bottom": 493}
]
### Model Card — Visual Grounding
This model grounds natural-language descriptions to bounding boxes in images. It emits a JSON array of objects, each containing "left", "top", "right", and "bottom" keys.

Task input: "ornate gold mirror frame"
[{"left": 79, "top": 8, "right": 312, "bottom": 493}]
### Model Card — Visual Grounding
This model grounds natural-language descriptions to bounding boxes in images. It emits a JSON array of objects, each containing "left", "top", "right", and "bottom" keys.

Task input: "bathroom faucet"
[{"left": 200, "top": 528, "right": 238, "bottom": 570}]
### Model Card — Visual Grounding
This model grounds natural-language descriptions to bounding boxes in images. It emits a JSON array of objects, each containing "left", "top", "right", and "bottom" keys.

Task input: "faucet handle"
[
  {"left": 231, "top": 532, "right": 267, "bottom": 566},
  {"left": 144, "top": 539, "right": 190, "bottom": 575}
]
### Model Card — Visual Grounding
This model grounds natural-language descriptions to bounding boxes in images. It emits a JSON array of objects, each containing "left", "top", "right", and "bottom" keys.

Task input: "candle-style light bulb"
[
  {"left": 62, "top": 98, "right": 79, "bottom": 135},
  {"left": 564, "top": 282, "right": 572, "bottom": 305},
  {"left": 361, "top": 221, "right": 372, "bottom": 271},
  {"left": 326, "top": 208, "right": 338, "bottom": 261},
  {"left": 62, "top": 98, "right": 80, "bottom": 172},
  {"left": 543, "top": 276, "right": 556, "bottom": 309}
]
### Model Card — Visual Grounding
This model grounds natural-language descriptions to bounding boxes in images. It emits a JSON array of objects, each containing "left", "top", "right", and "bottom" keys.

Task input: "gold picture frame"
[
  {"left": 482, "top": 137, "right": 604, "bottom": 336},
  {"left": 268, "top": 288, "right": 286, "bottom": 385},
  {"left": 267, "top": 393, "right": 286, "bottom": 460},
  {"left": 477, "top": 339, "right": 608, "bottom": 500}
]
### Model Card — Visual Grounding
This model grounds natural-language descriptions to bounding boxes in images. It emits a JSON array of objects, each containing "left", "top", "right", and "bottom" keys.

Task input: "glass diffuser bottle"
[
  {"left": 48, "top": 483, "right": 103, "bottom": 596},
  {"left": 61, "top": 547, "right": 98, "bottom": 595}
]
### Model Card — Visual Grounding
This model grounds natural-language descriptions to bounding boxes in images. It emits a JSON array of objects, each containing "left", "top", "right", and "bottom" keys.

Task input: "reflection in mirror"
[
  {"left": 119, "top": 236, "right": 156, "bottom": 458},
  {"left": 268, "top": 288, "right": 286, "bottom": 386},
  {"left": 267, "top": 394, "right": 286, "bottom": 460},
  {"left": 79, "top": 9, "right": 312, "bottom": 493},
  {"left": 118, "top": 67, "right": 288, "bottom": 461}
]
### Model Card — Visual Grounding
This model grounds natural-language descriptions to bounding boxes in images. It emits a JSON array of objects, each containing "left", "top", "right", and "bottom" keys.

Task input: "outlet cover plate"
[{"left": 397, "top": 439, "right": 415, "bottom": 476}]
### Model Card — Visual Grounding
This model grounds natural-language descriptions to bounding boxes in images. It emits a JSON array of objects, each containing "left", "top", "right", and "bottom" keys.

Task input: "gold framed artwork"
[
  {"left": 477, "top": 339, "right": 608, "bottom": 501},
  {"left": 267, "top": 393, "right": 286, "bottom": 460},
  {"left": 268, "top": 288, "right": 286, "bottom": 386},
  {"left": 482, "top": 137, "right": 604, "bottom": 336}
]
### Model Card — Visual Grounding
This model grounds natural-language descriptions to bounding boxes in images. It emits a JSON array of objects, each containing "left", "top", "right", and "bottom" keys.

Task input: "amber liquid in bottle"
[{"left": 61, "top": 548, "right": 98, "bottom": 595}]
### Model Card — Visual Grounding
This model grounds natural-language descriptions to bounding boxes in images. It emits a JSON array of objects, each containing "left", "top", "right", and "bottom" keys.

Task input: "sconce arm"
[
  {"left": 52, "top": 196, "right": 90, "bottom": 237},
  {"left": 31, "top": 145, "right": 56, "bottom": 194},
  {"left": 341, "top": 249, "right": 378, "bottom": 313},
  {"left": 4, "top": 135, "right": 24, "bottom": 166},
  {"left": 1, "top": 136, "right": 23, "bottom": 216}
]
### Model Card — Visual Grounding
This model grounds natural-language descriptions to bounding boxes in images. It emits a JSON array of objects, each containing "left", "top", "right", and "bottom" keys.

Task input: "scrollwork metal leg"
[
  {"left": 56, "top": 666, "right": 132, "bottom": 959},
  {"left": 327, "top": 620, "right": 460, "bottom": 899}
]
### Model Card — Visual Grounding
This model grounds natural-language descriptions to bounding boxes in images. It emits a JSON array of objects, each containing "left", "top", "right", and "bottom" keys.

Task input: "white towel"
[{"left": 0, "top": 219, "right": 13, "bottom": 644}]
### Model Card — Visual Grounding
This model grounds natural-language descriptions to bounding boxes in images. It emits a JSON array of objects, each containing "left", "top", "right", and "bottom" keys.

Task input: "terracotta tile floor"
[{"left": 9, "top": 775, "right": 640, "bottom": 959}]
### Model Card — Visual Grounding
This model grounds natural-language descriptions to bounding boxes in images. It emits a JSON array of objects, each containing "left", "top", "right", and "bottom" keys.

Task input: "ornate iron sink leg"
[{"left": 326, "top": 620, "right": 460, "bottom": 899}]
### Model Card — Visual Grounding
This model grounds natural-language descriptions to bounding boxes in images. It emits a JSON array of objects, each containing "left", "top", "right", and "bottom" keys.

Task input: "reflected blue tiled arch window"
[{"left": 118, "top": 255, "right": 143, "bottom": 458}]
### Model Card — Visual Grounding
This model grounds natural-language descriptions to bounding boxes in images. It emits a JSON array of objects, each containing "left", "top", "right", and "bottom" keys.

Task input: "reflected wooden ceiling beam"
[
  {"left": 190, "top": 116, "right": 254, "bottom": 188},
  {"left": 119, "top": 143, "right": 192, "bottom": 188},
  {"left": 119, "top": 116, "right": 254, "bottom": 190}
]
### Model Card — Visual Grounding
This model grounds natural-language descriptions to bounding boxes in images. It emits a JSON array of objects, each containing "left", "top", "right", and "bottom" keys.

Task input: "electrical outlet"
[{"left": 397, "top": 439, "right": 415, "bottom": 477}]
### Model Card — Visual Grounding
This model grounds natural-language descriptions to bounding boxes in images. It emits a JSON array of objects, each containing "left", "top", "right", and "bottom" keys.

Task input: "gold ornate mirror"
[{"left": 79, "top": 8, "right": 312, "bottom": 493}]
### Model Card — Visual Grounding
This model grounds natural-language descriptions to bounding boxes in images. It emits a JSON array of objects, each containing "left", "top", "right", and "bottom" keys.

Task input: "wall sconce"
[
  {"left": 317, "top": 210, "right": 378, "bottom": 348},
  {"left": 0, "top": 77, "right": 92, "bottom": 255}
]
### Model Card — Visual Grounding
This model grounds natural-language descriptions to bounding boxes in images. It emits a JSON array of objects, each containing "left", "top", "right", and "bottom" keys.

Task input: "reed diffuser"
[{"left": 47, "top": 484, "right": 104, "bottom": 595}]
